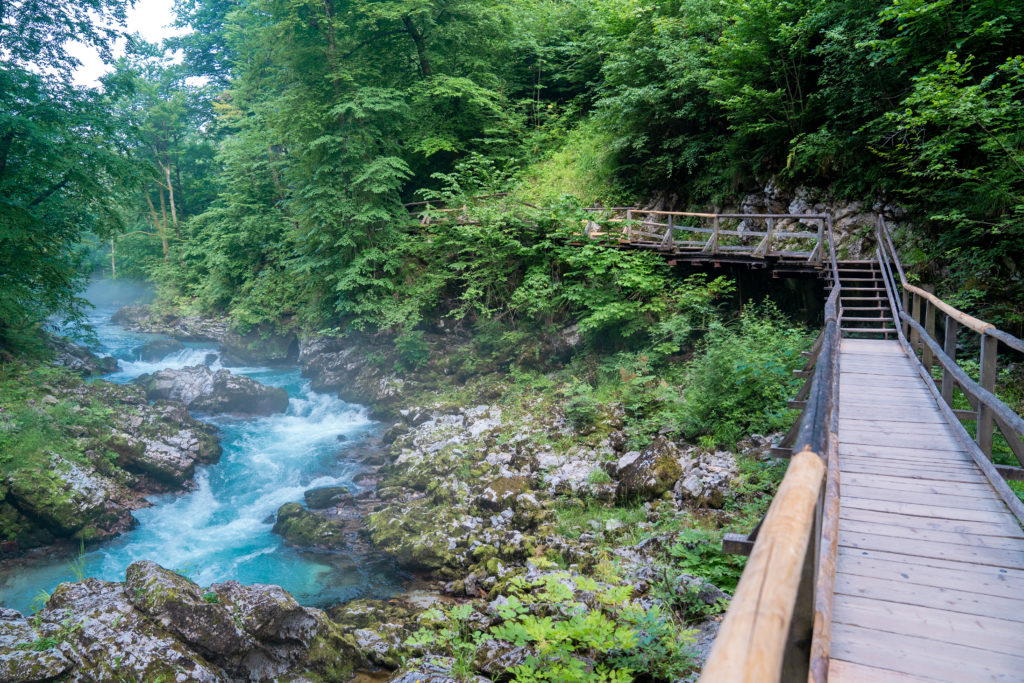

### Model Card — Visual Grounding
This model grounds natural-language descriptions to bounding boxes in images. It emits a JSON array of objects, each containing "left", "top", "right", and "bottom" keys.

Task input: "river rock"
[
  {"left": 0, "top": 375, "right": 220, "bottom": 553},
  {"left": 137, "top": 338, "right": 184, "bottom": 361},
  {"left": 221, "top": 328, "right": 298, "bottom": 366},
  {"left": 134, "top": 365, "right": 289, "bottom": 415},
  {"left": 113, "top": 305, "right": 229, "bottom": 342},
  {"left": 304, "top": 486, "right": 353, "bottom": 509},
  {"left": 272, "top": 502, "right": 347, "bottom": 549},
  {"left": 0, "top": 562, "right": 360, "bottom": 682},
  {"left": 45, "top": 334, "right": 118, "bottom": 376},
  {"left": 674, "top": 450, "right": 738, "bottom": 508}
]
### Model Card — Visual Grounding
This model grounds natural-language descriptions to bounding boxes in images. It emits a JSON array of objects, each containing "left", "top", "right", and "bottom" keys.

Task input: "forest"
[
  {"left": 2, "top": 1, "right": 1024, "bottom": 681},
  {"left": 3, "top": 0, "right": 1023, "bottom": 353}
]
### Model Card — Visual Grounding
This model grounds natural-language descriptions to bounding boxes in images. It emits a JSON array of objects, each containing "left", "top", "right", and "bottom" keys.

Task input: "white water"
[{"left": 0, "top": 281, "right": 405, "bottom": 612}]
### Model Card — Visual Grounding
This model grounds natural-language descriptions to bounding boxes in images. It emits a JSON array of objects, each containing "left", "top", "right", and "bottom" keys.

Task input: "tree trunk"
[
  {"left": 146, "top": 191, "right": 170, "bottom": 263},
  {"left": 110, "top": 238, "right": 116, "bottom": 279},
  {"left": 162, "top": 162, "right": 182, "bottom": 240},
  {"left": 402, "top": 15, "right": 432, "bottom": 77}
]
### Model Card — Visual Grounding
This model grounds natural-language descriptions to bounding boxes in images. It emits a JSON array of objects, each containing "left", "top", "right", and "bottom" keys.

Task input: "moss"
[{"left": 271, "top": 503, "right": 347, "bottom": 549}]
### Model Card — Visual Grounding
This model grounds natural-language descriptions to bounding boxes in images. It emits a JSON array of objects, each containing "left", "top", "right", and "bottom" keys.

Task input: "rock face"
[
  {"left": 221, "top": 328, "right": 298, "bottom": 366},
  {"left": 0, "top": 561, "right": 359, "bottom": 682},
  {"left": 114, "top": 306, "right": 229, "bottom": 342},
  {"left": 0, "top": 376, "right": 220, "bottom": 555},
  {"left": 137, "top": 337, "right": 184, "bottom": 361},
  {"left": 735, "top": 183, "right": 902, "bottom": 259},
  {"left": 134, "top": 365, "right": 289, "bottom": 416},
  {"left": 299, "top": 335, "right": 411, "bottom": 413},
  {"left": 45, "top": 334, "right": 118, "bottom": 376}
]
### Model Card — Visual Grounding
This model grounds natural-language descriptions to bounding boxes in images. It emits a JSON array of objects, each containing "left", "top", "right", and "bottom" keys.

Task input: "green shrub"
[{"left": 680, "top": 303, "right": 811, "bottom": 447}]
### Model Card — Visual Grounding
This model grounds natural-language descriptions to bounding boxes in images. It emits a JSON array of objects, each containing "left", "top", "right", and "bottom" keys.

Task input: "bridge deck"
[{"left": 830, "top": 339, "right": 1024, "bottom": 681}]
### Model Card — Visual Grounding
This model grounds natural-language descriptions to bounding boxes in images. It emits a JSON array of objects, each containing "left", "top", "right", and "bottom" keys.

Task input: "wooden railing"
[
  {"left": 700, "top": 223, "right": 842, "bottom": 683},
  {"left": 404, "top": 200, "right": 830, "bottom": 264},
  {"left": 582, "top": 209, "right": 829, "bottom": 263},
  {"left": 876, "top": 217, "right": 1024, "bottom": 518}
]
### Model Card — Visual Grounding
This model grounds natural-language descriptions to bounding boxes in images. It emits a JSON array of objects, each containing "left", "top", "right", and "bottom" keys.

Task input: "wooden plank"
[
  {"left": 838, "top": 400, "right": 938, "bottom": 413},
  {"left": 839, "top": 374, "right": 930, "bottom": 387},
  {"left": 838, "top": 518, "right": 1024, "bottom": 550},
  {"left": 843, "top": 450, "right": 978, "bottom": 466},
  {"left": 839, "top": 455, "right": 981, "bottom": 474},
  {"left": 842, "top": 485, "right": 1010, "bottom": 513},
  {"left": 839, "top": 430, "right": 964, "bottom": 450},
  {"left": 828, "top": 659, "right": 934, "bottom": 683},
  {"left": 830, "top": 623, "right": 1024, "bottom": 681},
  {"left": 838, "top": 381, "right": 933, "bottom": 395},
  {"left": 840, "top": 419, "right": 957, "bottom": 435},
  {"left": 839, "top": 451, "right": 977, "bottom": 470},
  {"left": 841, "top": 473, "right": 995, "bottom": 498},
  {"left": 838, "top": 530, "right": 1024, "bottom": 568},
  {"left": 836, "top": 547, "right": 1024, "bottom": 595},
  {"left": 839, "top": 403, "right": 942, "bottom": 419},
  {"left": 840, "top": 497, "right": 1022, "bottom": 526},
  {"left": 839, "top": 506, "right": 1024, "bottom": 538},
  {"left": 839, "top": 442, "right": 970, "bottom": 459},
  {"left": 833, "top": 593, "right": 1024, "bottom": 656},
  {"left": 839, "top": 462, "right": 989, "bottom": 484},
  {"left": 834, "top": 572, "right": 1024, "bottom": 622}
]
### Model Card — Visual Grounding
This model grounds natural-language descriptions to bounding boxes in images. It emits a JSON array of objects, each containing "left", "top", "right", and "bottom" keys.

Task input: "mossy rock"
[{"left": 272, "top": 502, "right": 347, "bottom": 549}]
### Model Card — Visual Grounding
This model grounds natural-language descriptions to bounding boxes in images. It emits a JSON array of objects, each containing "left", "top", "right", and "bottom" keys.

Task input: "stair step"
[
  {"left": 843, "top": 307, "right": 887, "bottom": 312},
  {"left": 843, "top": 317, "right": 894, "bottom": 322},
  {"left": 842, "top": 296, "right": 884, "bottom": 301},
  {"left": 841, "top": 327, "right": 896, "bottom": 333}
]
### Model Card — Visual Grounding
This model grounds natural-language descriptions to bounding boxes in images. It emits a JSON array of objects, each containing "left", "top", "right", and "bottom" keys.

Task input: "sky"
[{"left": 71, "top": 0, "right": 188, "bottom": 87}]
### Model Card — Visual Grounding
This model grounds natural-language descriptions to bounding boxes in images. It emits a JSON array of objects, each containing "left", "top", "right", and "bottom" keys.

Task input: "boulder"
[
  {"left": 45, "top": 334, "right": 118, "bottom": 376},
  {"left": 221, "top": 328, "right": 298, "bottom": 366},
  {"left": 272, "top": 502, "right": 347, "bottom": 549},
  {"left": 614, "top": 436, "right": 690, "bottom": 500},
  {"left": 3, "top": 455, "right": 128, "bottom": 540},
  {"left": 303, "top": 486, "right": 354, "bottom": 509},
  {"left": 126, "top": 560, "right": 252, "bottom": 657},
  {"left": 134, "top": 365, "right": 289, "bottom": 416},
  {"left": 113, "top": 306, "right": 229, "bottom": 342},
  {"left": 137, "top": 338, "right": 184, "bottom": 361},
  {"left": 0, "top": 563, "right": 360, "bottom": 682}
]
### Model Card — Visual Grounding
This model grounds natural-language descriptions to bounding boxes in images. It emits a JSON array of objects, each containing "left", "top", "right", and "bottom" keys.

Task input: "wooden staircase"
[{"left": 830, "top": 261, "right": 897, "bottom": 339}]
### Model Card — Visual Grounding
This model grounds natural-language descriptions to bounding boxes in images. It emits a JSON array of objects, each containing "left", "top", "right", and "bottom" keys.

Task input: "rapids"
[{"left": 0, "top": 281, "right": 405, "bottom": 613}]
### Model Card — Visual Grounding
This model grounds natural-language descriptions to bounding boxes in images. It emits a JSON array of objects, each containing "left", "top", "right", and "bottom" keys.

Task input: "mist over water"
[{"left": 0, "top": 281, "right": 405, "bottom": 613}]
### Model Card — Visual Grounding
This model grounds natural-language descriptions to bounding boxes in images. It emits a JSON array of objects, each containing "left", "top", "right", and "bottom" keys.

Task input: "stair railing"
[
  {"left": 876, "top": 216, "right": 1024, "bottom": 519},
  {"left": 700, "top": 217, "right": 842, "bottom": 683}
]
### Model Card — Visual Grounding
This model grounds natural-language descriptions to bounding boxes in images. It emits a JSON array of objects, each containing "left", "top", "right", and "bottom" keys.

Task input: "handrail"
[
  {"left": 877, "top": 216, "right": 1024, "bottom": 510},
  {"left": 702, "top": 215, "right": 842, "bottom": 682},
  {"left": 408, "top": 202, "right": 830, "bottom": 264},
  {"left": 699, "top": 449, "right": 825, "bottom": 683}
]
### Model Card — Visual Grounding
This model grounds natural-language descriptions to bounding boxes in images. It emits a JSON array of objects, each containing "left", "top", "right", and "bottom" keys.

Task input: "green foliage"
[
  {"left": 679, "top": 304, "right": 811, "bottom": 447},
  {"left": 667, "top": 528, "right": 747, "bottom": 594}
]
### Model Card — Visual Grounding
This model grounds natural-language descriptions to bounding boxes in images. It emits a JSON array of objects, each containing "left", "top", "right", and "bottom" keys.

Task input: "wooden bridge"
[
  {"left": 407, "top": 201, "right": 1024, "bottom": 680},
  {"left": 695, "top": 216, "right": 1024, "bottom": 682}
]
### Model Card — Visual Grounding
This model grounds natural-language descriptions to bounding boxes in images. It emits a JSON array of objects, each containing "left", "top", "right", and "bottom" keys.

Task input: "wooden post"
[
  {"left": 815, "top": 220, "right": 824, "bottom": 265},
  {"left": 978, "top": 334, "right": 998, "bottom": 457},
  {"left": 662, "top": 215, "right": 674, "bottom": 247},
  {"left": 625, "top": 208, "right": 633, "bottom": 241},
  {"left": 909, "top": 293, "right": 921, "bottom": 355},
  {"left": 942, "top": 318, "right": 958, "bottom": 406},
  {"left": 923, "top": 299, "right": 936, "bottom": 370},
  {"left": 711, "top": 216, "right": 720, "bottom": 254},
  {"left": 901, "top": 289, "right": 910, "bottom": 338}
]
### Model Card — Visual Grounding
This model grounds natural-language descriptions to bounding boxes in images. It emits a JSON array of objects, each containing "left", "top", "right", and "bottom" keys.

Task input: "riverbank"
[{"left": 0, "top": 300, "right": 807, "bottom": 681}]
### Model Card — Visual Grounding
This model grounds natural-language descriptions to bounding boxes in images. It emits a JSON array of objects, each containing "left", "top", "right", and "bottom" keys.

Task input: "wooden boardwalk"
[{"left": 830, "top": 338, "right": 1024, "bottom": 681}]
